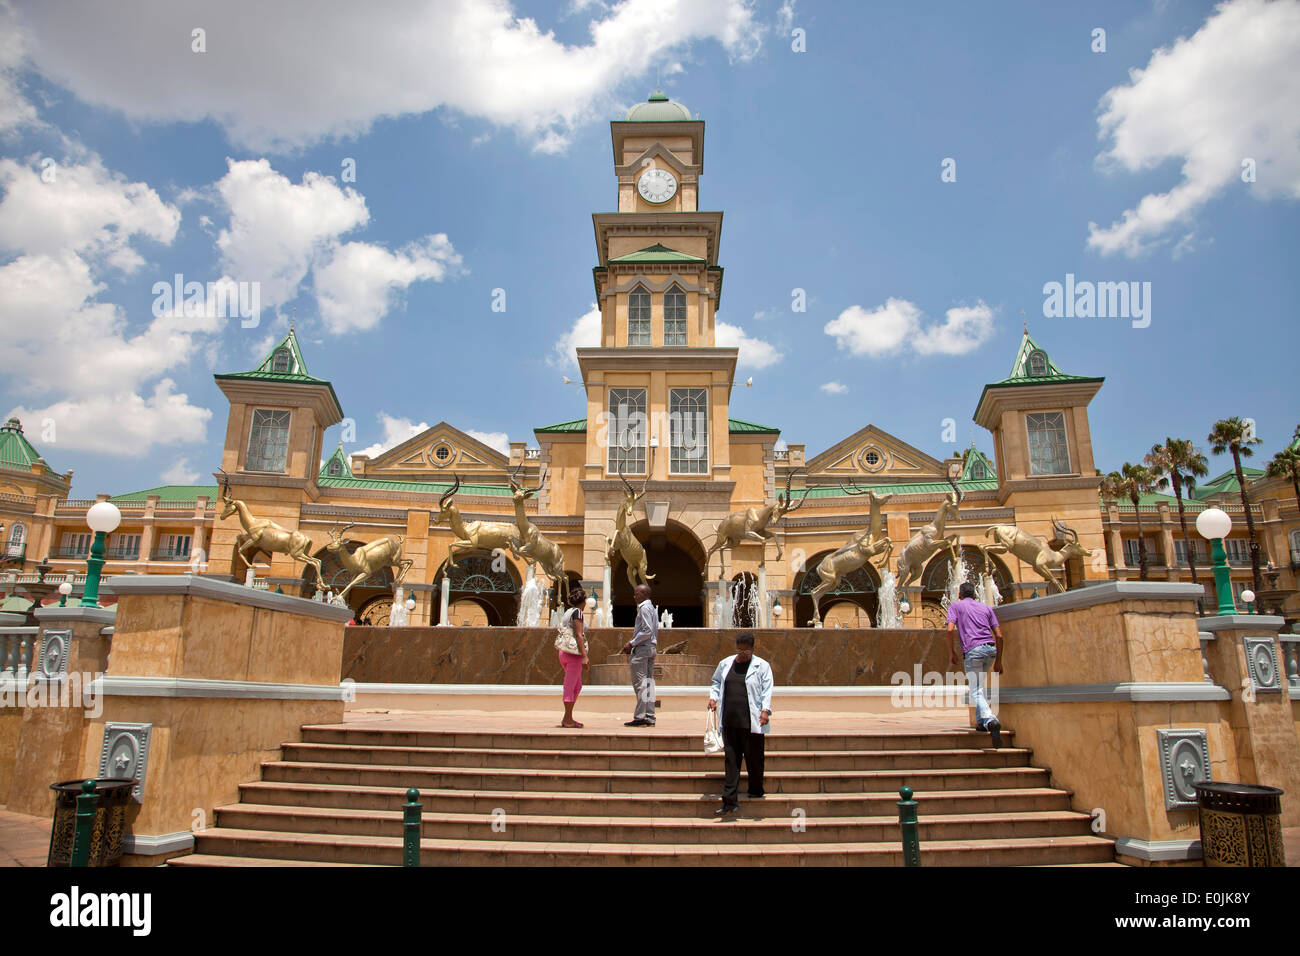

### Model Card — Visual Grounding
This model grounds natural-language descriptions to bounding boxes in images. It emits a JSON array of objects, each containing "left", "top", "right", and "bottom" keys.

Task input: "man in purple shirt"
[{"left": 946, "top": 581, "right": 1004, "bottom": 747}]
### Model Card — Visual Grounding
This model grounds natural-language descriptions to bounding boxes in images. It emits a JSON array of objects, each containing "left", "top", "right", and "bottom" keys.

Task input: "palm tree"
[
  {"left": 1264, "top": 440, "right": 1300, "bottom": 518},
  {"left": 1145, "top": 438, "right": 1209, "bottom": 597},
  {"left": 1100, "top": 463, "right": 1158, "bottom": 580},
  {"left": 1208, "top": 417, "right": 1264, "bottom": 596}
]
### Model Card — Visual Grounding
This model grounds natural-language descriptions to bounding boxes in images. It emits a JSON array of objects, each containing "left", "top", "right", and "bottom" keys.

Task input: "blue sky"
[{"left": 0, "top": 0, "right": 1296, "bottom": 496}]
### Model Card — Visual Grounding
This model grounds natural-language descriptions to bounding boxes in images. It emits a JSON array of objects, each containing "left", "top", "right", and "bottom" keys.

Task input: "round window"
[
  {"left": 864, "top": 451, "right": 879, "bottom": 465},
  {"left": 861, "top": 447, "right": 885, "bottom": 471},
  {"left": 431, "top": 444, "right": 453, "bottom": 465}
]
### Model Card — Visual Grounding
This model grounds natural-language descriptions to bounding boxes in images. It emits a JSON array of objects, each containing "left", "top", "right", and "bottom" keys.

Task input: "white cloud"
[
  {"left": 549, "top": 302, "right": 602, "bottom": 369},
  {"left": 825, "top": 298, "right": 995, "bottom": 358},
  {"left": 14, "top": 0, "right": 764, "bottom": 154},
  {"left": 314, "top": 236, "right": 462, "bottom": 333},
  {"left": 0, "top": 155, "right": 180, "bottom": 272},
  {"left": 0, "top": 3, "right": 39, "bottom": 134},
  {"left": 466, "top": 429, "right": 511, "bottom": 455},
  {"left": 1087, "top": 0, "right": 1300, "bottom": 257},
  {"left": 820, "top": 381, "right": 847, "bottom": 394},
  {"left": 353, "top": 412, "right": 431, "bottom": 460},
  {"left": 162, "top": 457, "right": 200, "bottom": 484},
  {"left": 716, "top": 320, "right": 781, "bottom": 368}
]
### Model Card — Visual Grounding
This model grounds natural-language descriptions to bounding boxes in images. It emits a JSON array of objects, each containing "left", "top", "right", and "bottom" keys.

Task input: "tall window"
[
  {"left": 669, "top": 388, "right": 709, "bottom": 474},
  {"left": 5, "top": 521, "right": 25, "bottom": 556},
  {"left": 327, "top": 458, "right": 342, "bottom": 476},
  {"left": 1026, "top": 412, "right": 1070, "bottom": 475},
  {"left": 1224, "top": 538, "right": 1252, "bottom": 565},
  {"left": 970, "top": 460, "right": 987, "bottom": 479},
  {"left": 247, "top": 409, "right": 291, "bottom": 472},
  {"left": 1027, "top": 350, "right": 1049, "bottom": 377},
  {"left": 271, "top": 347, "right": 292, "bottom": 373},
  {"left": 664, "top": 285, "right": 687, "bottom": 345},
  {"left": 627, "top": 286, "right": 651, "bottom": 346},
  {"left": 60, "top": 532, "right": 91, "bottom": 558},
  {"left": 607, "top": 387, "right": 647, "bottom": 474},
  {"left": 108, "top": 533, "right": 140, "bottom": 560},
  {"left": 156, "top": 534, "right": 192, "bottom": 560},
  {"left": 1290, "top": 530, "right": 1300, "bottom": 564},
  {"left": 1174, "top": 539, "right": 1208, "bottom": 565}
]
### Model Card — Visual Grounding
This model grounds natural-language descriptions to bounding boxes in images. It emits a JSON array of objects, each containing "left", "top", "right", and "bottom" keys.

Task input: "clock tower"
[{"left": 581, "top": 90, "right": 735, "bottom": 484}]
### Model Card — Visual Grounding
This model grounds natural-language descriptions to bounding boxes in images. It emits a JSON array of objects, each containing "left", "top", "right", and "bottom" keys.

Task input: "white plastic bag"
[{"left": 704, "top": 708, "right": 724, "bottom": 754}]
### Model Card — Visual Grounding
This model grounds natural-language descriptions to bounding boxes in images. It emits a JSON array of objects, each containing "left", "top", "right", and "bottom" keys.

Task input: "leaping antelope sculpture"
[
  {"left": 895, "top": 478, "right": 964, "bottom": 591},
  {"left": 810, "top": 482, "right": 893, "bottom": 625},
  {"left": 432, "top": 473, "right": 524, "bottom": 567},
  {"left": 609, "top": 459, "right": 655, "bottom": 589},
  {"left": 705, "top": 468, "right": 810, "bottom": 570},
  {"left": 217, "top": 470, "right": 324, "bottom": 586},
  {"left": 982, "top": 518, "right": 1091, "bottom": 594},
  {"left": 323, "top": 523, "right": 413, "bottom": 602},
  {"left": 508, "top": 463, "right": 569, "bottom": 602}
]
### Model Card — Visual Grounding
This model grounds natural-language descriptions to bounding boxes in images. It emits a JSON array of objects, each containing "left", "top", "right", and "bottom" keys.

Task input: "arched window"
[
  {"left": 6, "top": 521, "right": 25, "bottom": 557},
  {"left": 327, "top": 458, "right": 342, "bottom": 476},
  {"left": 970, "top": 460, "right": 987, "bottom": 479},
  {"left": 1290, "top": 530, "right": 1300, "bottom": 564},
  {"left": 627, "top": 286, "right": 651, "bottom": 346},
  {"left": 271, "top": 347, "right": 292, "bottom": 373},
  {"left": 1027, "top": 350, "right": 1048, "bottom": 377},
  {"left": 664, "top": 284, "right": 687, "bottom": 345}
]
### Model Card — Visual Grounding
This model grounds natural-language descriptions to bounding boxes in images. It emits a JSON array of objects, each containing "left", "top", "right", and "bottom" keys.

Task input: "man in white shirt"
[
  {"left": 708, "top": 633, "right": 774, "bottom": 816},
  {"left": 624, "top": 584, "right": 658, "bottom": 726}
]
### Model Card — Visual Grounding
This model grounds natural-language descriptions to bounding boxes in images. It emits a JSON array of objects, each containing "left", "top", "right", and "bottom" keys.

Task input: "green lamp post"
[
  {"left": 1196, "top": 507, "right": 1237, "bottom": 617},
  {"left": 1240, "top": 588, "right": 1256, "bottom": 615},
  {"left": 79, "top": 501, "right": 121, "bottom": 608}
]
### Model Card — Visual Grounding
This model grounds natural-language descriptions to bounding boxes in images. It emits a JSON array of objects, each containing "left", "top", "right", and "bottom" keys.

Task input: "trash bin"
[
  {"left": 47, "top": 778, "right": 135, "bottom": 867},
  {"left": 1193, "top": 782, "right": 1286, "bottom": 867}
]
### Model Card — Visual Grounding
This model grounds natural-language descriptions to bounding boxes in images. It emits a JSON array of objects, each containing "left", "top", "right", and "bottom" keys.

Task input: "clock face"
[{"left": 637, "top": 167, "right": 677, "bottom": 204}]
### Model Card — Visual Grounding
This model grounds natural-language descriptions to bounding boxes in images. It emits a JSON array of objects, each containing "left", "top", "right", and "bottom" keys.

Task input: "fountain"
[
  {"left": 877, "top": 570, "right": 902, "bottom": 629},
  {"left": 712, "top": 576, "right": 736, "bottom": 628},
  {"left": 515, "top": 565, "right": 543, "bottom": 626}
]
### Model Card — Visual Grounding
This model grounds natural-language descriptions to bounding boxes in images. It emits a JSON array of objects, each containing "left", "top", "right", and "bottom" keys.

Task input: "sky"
[{"left": 0, "top": 0, "right": 1296, "bottom": 497}]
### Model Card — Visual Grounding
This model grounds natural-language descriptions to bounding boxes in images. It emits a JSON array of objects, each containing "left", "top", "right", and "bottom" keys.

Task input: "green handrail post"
[
  {"left": 70, "top": 780, "right": 99, "bottom": 867},
  {"left": 402, "top": 787, "right": 422, "bottom": 867},
  {"left": 898, "top": 785, "right": 921, "bottom": 867}
]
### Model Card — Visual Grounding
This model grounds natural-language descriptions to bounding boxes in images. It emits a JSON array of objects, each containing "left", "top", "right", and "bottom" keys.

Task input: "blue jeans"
[{"left": 964, "top": 643, "right": 998, "bottom": 725}]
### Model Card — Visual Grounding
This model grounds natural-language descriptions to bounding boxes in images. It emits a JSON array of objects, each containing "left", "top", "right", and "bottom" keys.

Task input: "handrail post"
[
  {"left": 70, "top": 780, "right": 99, "bottom": 867},
  {"left": 898, "top": 785, "right": 921, "bottom": 867},
  {"left": 402, "top": 788, "right": 422, "bottom": 867}
]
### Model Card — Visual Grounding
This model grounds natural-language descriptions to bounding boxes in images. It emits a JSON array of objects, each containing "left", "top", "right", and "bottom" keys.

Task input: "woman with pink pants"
[{"left": 557, "top": 587, "right": 589, "bottom": 728}]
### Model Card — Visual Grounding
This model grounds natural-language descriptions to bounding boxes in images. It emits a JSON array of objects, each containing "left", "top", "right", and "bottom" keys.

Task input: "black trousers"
[{"left": 721, "top": 725, "right": 766, "bottom": 807}]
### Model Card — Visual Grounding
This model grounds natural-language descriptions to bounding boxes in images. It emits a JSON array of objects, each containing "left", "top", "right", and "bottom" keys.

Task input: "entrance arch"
[
  {"left": 300, "top": 541, "right": 396, "bottom": 619},
  {"left": 609, "top": 519, "right": 706, "bottom": 627},
  {"left": 793, "top": 550, "right": 881, "bottom": 628},
  {"left": 919, "top": 545, "right": 1015, "bottom": 626},
  {"left": 430, "top": 551, "right": 520, "bottom": 626}
]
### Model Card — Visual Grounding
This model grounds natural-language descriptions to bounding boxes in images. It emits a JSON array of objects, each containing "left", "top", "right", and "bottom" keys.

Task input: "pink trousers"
[{"left": 558, "top": 650, "right": 584, "bottom": 703}]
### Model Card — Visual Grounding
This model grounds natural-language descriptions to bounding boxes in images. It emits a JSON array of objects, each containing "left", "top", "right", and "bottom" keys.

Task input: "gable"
[
  {"left": 358, "top": 421, "right": 509, "bottom": 477},
  {"left": 804, "top": 424, "right": 946, "bottom": 482}
]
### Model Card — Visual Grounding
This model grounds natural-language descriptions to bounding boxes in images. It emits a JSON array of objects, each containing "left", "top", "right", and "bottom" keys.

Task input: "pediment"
[
  {"left": 804, "top": 424, "right": 946, "bottom": 482},
  {"left": 361, "top": 421, "right": 509, "bottom": 476},
  {"left": 616, "top": 143, "right": 696, "bottom": 178}
]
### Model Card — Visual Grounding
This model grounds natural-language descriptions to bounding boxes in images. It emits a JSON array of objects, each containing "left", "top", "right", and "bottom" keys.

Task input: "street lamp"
[
  {"left": 1196, "top": 507, "right": 1236, "bottom": 616},
  {"left": 80, "top": 501, "right": 121, "bottom": 608},
  {"left": 58, "top": 581, "right": 72, "bottom": 606},
  {"left": 1240, "top": 589, "right": 1256, "bottom": 615}
]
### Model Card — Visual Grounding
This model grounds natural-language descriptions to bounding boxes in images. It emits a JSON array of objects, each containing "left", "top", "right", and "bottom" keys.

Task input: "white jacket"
[{"left": 709, "top": 654, "right": 774, "bottom": 735}]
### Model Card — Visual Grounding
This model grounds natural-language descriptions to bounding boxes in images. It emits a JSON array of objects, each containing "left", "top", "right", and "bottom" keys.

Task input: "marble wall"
[{"left": 343, "top": 626, "right": 953, "bottom": 685}]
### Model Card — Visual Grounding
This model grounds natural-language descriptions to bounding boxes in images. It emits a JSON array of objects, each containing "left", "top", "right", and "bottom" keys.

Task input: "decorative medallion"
[
  {"left": 859, "top": 446, "right": 886, "bottom": 473},
  {"left": 98, "top": 722, "right": 153, "bottom": 803},
  {"left": 358, "top": 595, "right": 394, "bottom": 626},
  {"left": 37, "top": 628, "right": 71, "bottom": 680},
  {"left": 1157, "top": 729, "right": 1211, "bottom": 810},
  {"left": 1242, "top": 636, "right": 1281, "bottom": 693}
]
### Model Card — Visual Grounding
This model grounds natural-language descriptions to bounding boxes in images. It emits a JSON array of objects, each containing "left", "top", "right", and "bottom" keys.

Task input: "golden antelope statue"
[
  {"left": 508, "top": 464, "right": 569, "bottom": 601},
  {"left": 432, "top": 473, "right": 523, "bottom": 567},
  {"left": 705, "top": 468, "right": 810, "bottom": 570},
  {"left": 810, "top": 483, "right": 893, "bottom": 625},
  {"left": 323, "top": 523, "right": 414, "bottom": 602},
  {"left": 217, "top": 471, "right": 323, "bottom": 586},
  {"left": 609, "top": 460, "right": 655, "bottom": 589},
  {"left": 895, "top": 478, "right": 963, "bottom": 591},
  {"left": 982, "top": 518, "right": 1091, "bottom": 594}
]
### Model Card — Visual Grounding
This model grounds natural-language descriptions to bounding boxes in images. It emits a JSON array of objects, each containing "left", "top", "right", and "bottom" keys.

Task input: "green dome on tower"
[{"left": 624, "top": 90, "right": 694, "bottom": 122}]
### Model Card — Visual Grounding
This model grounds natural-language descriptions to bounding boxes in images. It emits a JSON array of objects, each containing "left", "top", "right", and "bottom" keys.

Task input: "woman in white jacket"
[{"left": 707, "top": 632, "right": 774, "bottom": 816}]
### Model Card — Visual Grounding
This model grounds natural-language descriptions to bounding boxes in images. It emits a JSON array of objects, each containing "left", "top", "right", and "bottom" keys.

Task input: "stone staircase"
[{"left": 170, "top": 722, "right": 1116, "bottom": 866}]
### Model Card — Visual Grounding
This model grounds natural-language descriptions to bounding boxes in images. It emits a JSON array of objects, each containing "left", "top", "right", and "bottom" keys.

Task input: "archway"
[
  {"left": 430, "top": 551, "right": 520, "bottom": 626},
  {"left": 793, "top": 550, "right": 880, "bottom": 627},
  {"left": 609, "top": 519, "right": 706, "bottom": 627},
  {"left": 919, "top": 545, "right": 1015, "bottom": 626},
  {"left": 300, "top": 541, "right": 396, "bottom": 619}
]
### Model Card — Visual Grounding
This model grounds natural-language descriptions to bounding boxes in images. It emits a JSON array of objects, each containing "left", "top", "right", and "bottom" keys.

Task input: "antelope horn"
[
  {"left": 840, "top": 478, "right": 869, "bottom": 496},
  {"left": 785, "top": 468, "right": 810, "bottom": 513},
  {"left": 439, "top": 474, "right": 461, "bottom": 509},
  {"left": 532, "top": 465, "right": 547, "bottom": 495},
  {"left": 509, "top": 460, "right": 525, "bottom": 491},
  {"left": 1052, "top": 517, "right": 1077, "bottom": 543},
  {"left": 947, "top": 475, "right": 963, "bottom": 506},
  {"left": 617, "top": 458, "right": 635, "bottom": 498}
]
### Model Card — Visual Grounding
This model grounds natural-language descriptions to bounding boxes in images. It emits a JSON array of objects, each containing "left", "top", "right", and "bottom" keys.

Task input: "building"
[{"left": 3, "top": 92, "right": 1294, "bottom": 630}]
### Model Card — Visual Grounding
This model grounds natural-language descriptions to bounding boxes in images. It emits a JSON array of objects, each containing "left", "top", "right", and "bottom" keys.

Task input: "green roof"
[
  {"left": 0, "top": 418, "right": 49, "bottom": 470},
  {"left": 1192, "top": 467, "right": 1265, "bottom": 500},
  {"left": 533, "top": 417, "right": 781, "bottom": 435},
  {"left": 802, "top": 476, "right": 999, "bottom": 499},
  {"left": 317, "top": 475, "right": 512, "bottom": 497},
  {"left": 958, "top": 446, "right": 996, "bottom": 482},
  {"left": 609, "top": 243, "right": 706, "bottom": 264},
  {"left": 623, "top": 90, "right": 694, "bottom": 123},
  {"left": 319, "top": 445, "right": 354, "bottom": 480},
  {"left": 110, "top": 485, "right": 219, "bottom": 503},
  {"left": 984, "top": 332, "right": 1103, "bottom": 389},
  {"left": 214, "top": 327, "right": 344, "bottom": 413}
]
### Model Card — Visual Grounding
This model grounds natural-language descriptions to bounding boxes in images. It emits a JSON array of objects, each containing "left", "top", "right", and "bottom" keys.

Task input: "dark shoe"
[
  {"left": 746, "top": 792, "right": 765, "bottom": 799},
  {"left": 625, "top": 719, "right": 648, "bottom": 727},
  {"left": 987, "top": 718, "right": 1002, "bottom": 749},
  {"left": 974, "top": 719, "right": 987, "bottom": 732},
  {"left": 642, "top": 720, "right": 656, "bottom": 727},
  {"left": 715, "top": 805, "right": 739, "bottom": 817}
]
